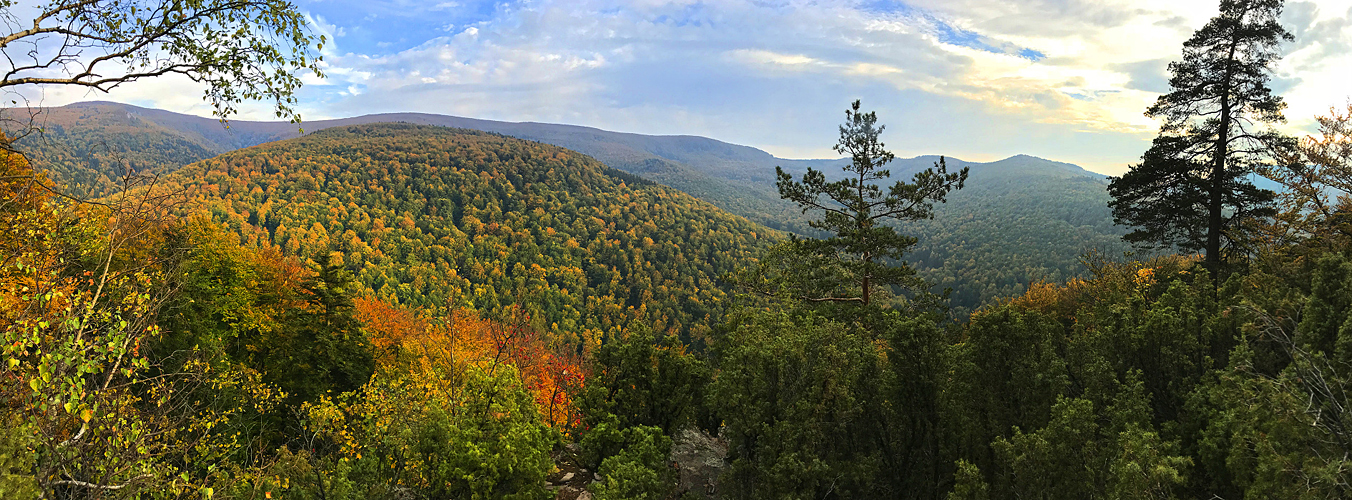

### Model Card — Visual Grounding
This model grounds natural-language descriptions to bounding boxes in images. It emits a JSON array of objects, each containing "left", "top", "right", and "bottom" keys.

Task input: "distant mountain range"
[{"left": 8, "top": 101, "right": 1132, "bottom": 314}]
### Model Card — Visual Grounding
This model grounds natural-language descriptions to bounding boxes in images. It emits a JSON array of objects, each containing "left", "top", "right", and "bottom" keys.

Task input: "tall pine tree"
[
  {"left": 1108, "top": 0, "right": 1293, "bottom": 270},
  {"left": 773, "top": 100, "right": 967, "bottom": 305}
]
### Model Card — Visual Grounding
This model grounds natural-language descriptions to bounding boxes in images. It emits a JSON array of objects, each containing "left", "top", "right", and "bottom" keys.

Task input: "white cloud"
[
  {"left": 290, "top": 0, "right": 1182, "bottom": 172},
  {"left": 15, "top": 0, "right": 1352, "bottom": 175},
  {"left": 298, "top": 0, "right": 1352, "bottom": 173},
  {"left": 309, "top": 14, "right": 347, "bottom": 39},
  {"left": 1276, "top": 2, "right": 1352, "bottom": 134}
]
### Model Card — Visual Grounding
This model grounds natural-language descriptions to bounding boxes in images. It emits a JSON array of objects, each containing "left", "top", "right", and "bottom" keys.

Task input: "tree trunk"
[
  {"left": 862, "top": 273, "right": 870, "bottom": 306},
  {"left": 1209, "top": 102, "right": 1229, "bottom": 272},
  {"left": 1208, "top": 39, "right": 1240, "bottom": 273}
]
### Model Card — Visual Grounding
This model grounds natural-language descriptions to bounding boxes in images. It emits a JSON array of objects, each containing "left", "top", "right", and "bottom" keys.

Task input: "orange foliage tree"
[{"left": 355, "top": 298, "right": 585, "bottom": 429}]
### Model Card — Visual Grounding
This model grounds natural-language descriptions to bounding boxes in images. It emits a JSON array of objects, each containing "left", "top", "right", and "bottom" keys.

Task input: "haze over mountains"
[
  {"left": 18, "top": 101, "right": 1102, "bottom": 198},
  {"left": 12, "top": 101, "right": 1131, "bottom": 314}
]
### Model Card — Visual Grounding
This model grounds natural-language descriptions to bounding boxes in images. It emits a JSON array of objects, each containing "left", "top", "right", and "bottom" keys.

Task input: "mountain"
[
  {"left": 10, "top": 101, "right": 1131, "bottom": 314},
  {"left": 160, "top": 123, "right": 773, "bottom": 343},
  {"left": 900, "top": 155, "right": 1127, "bottom": 311},
  {"left": 13, "top": 101, "right": 822, "bottom": 229}
]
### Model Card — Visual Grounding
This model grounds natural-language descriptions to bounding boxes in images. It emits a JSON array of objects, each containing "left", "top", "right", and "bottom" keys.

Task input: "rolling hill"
[
  {"left": 9, "top": 101, "right": 1132, "bottom": 314},
  {"left": 12, "top": 101, "right": 824, "bottom": 222},
  {"left": 160, "top": 123, "right": 774, "bottom": 344}
]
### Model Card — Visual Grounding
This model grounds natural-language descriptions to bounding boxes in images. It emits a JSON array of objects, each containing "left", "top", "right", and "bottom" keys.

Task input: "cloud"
[
  {"left": 294, "top": 0, "right": 1216, "bottom": 171},
  {"left": 1111, "top": 58, "right": 1172, "bottom": 94},
  {"left": 1276, "top": 1, "right": 1352, "bottom": 132},
  {"left": 22, "top": 0, "right": 1352, "bottom": 176},
  {"left": 311, "top": 1, "right": 1142, "bottom": 126},
  {"left": 309, "top": 14, "right": 346, "bottom": 39}
]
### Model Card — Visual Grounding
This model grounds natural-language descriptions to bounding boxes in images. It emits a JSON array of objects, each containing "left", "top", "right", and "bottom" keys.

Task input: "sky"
[{"left": 29, "top": 0, "right": 1352, "bottom": 175}]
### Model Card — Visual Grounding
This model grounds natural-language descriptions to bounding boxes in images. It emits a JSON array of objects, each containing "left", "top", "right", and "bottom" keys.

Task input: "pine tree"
[
  {"left": 1108, "top": 0, "right": 1293, "bottom": 270},
  {"left": 774, "top": 100, "right": 967, "bottom": 305},
  {"left": 264, "top": 251, "right": 374, "bottom": 406}
]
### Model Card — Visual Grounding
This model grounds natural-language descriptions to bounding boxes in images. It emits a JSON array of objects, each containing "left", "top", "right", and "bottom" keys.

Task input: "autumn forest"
[{"left": 5, "top": 0, "right": 1352, "bottom": 499}]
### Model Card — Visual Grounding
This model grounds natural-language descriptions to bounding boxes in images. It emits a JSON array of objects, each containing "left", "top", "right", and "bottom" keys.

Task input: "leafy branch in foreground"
[
  {"left": 0, "top": 0, "right": 325, "bottom": 123},
  {"left": 0, "top": 151, "right": 253, "bottom": 498}
]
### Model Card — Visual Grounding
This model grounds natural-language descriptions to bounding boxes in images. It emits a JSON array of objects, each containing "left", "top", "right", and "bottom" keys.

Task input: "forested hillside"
[
  {"left": 13, "top": 105, "right": 221, "bottom": 196},
  {"left": 7, "top": 0, "right": 1352, "bottom": 498},
  {"left": 165, "top": 123, "right": 772, "bottom": 343},
  {"left": 11, "top": 101, "right": 1131, "bottom": 314},
  {"left": 9, "top": 103, "right": 329, "bottom": 197},
  {"left": 906, "top": 155, "right": 1131, "bottom": 314},
  {"left": 7, "top": 105, "right": 1352, "bottom": 500}
]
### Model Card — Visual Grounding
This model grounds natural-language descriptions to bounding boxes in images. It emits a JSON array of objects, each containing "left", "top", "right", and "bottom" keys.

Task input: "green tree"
[
  {"left": 945, "top": 306, "right": 1069, "bottom": 474},
  {"left": 589, "top": 424, "right": 673, "bottom": 500},
  {"left": 263, "top": 252, "right": 374, "bottom": 407},
  {"left": 1201, "top": 254, "right": 1352, "bottom": 499},
  {"left": 947, "top": 460, "right": 989, "bottom": 500},
  {"left": 988, "top": 378, "right": 1189, "bottom": 500},
  {"left": 771, "top": 100, "right": 967, "bottom": 305},
  {"left": 575, "top": 327, "right": 707, "bottom": 499},
  {"left": 709, "top": 309, "right": 884, "bottom": 499},
  {"left": 578, "top": 327, "right": 710, "bottom": 441},
  {"left": 297, "top": 365, "right": 555, "bottom": 500},
  {"left": 0, "top": 0, "right": 324, "bottom": 125},
  {"left": 1108, "top": 0, "right": 1293, "bottom": 270}
]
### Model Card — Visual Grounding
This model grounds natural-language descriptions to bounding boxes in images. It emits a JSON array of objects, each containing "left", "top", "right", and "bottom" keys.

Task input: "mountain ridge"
[
  {"left": 23, "top": 101, "right": 1104, "bottom": 181},
  {"left": 10, "top": 101, "right": 1132, "bottom": 314}
]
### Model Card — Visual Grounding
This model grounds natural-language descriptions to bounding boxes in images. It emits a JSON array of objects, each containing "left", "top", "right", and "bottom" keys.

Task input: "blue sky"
[{"left": 45, "top": 0, "right": 1352, "bottom": 175}]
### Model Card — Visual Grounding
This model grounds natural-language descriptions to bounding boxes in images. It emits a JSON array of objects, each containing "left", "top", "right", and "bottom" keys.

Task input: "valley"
[
  {"left": 14, "top": 101, "right": 1132, "bottom": 315},
  {"left": 7, "top": 1, "right": 1352, "bottom": 499}
]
